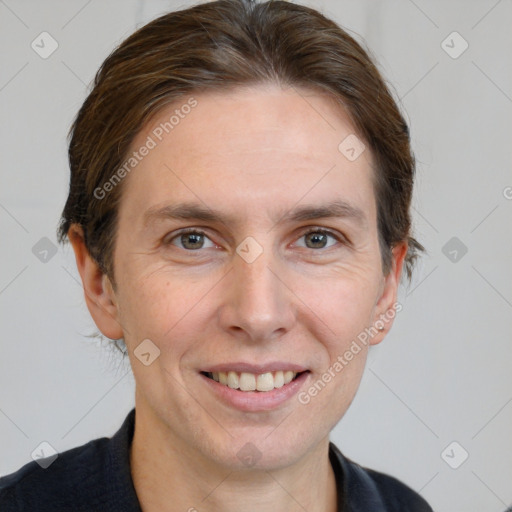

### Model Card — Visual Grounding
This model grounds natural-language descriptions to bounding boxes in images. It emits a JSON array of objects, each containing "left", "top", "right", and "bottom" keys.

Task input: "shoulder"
[
  {"left": 0, "top": 408, "right": 139, "bottom": 512},
  {"left": 329, "top": 442, "right": 433, "bottom": 511},
  {"left": 0, "top": 436, "right": 110, "bottom": 511},
  {"left": 363, "top": 466, "right": 433, "bottom": 511}
]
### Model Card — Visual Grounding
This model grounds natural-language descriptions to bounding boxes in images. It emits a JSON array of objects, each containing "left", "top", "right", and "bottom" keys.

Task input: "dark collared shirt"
[{"left": 0, "top": 408, "right": 433, "bottom": 511}]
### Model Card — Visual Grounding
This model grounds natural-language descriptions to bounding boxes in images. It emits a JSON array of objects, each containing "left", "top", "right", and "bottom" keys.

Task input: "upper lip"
[{"left": 201, "top": 362, "right": 309, "bottom": 374}]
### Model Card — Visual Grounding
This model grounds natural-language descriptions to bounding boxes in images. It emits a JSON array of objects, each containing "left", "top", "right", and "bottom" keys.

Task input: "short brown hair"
[{"left": 58, "top": 0, "right": 424, "bottom": 285}]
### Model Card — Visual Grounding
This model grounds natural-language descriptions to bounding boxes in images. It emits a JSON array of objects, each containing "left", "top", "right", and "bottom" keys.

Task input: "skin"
[{"left": 69, "top": 83, "right": 407, "bottom": 512}]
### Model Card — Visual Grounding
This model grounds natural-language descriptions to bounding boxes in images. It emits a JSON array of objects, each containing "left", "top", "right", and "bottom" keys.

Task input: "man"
[{"left": 0, "top": 1, "right": 431, "bottom": 510}]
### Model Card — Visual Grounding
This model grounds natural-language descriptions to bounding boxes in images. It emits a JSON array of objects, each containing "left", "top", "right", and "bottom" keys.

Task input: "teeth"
[
  {"left": 256, "top": 372, "right": 274, "bottom": 392},
  {"left": 209, "top": 370, "right": 300, "bottom": 392},
  {"left": 284, "top": 370, "right": 295, "bottom": 384},
  {"left": 273, "top": 371, "right": 285, "bottom": 388},
  {"left": 239, "top": 372, "right": 256, "bottom": 391},
  {"left": 227, "top": 371, "right": 239, "bottom": 389}
]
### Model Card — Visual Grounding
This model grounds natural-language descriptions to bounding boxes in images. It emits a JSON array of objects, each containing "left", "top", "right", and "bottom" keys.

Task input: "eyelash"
[{"left": 164, "top": 227, "right": 346, "bottom": 252}]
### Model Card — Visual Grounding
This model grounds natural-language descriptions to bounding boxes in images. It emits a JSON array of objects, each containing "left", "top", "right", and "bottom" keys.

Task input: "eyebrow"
[{"left": 143, "top": 199, "right": 367, "bottom": 229}]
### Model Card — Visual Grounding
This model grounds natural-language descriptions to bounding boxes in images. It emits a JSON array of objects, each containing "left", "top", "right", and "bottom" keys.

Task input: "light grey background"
[{"left": 1, "top": 1, "right": 511, "bottom": 511}]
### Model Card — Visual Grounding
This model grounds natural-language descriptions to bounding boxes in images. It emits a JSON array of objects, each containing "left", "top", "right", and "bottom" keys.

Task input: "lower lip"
[{"left": 199, "top": 371, "right": 310, "bottom": 412}]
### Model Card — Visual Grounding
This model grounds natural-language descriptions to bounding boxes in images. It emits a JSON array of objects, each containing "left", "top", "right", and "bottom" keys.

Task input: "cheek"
[
  {"left": 115, "top": 267, "right": 180, "bottom": 343},
  {"left": 294, "top": 265, "right": 380, "bottom": 340},
  {"left": 115, "top": 263, "right": 219, "bottom": 357},
  {"left": 116, "top": 272, "right": 202, "bottom": 399},
  {"left": 293, "top": 268, "right": 379, "bottom": 411},
  {"left": 297, "top": 341, "right": 368, "bottom": 437}
]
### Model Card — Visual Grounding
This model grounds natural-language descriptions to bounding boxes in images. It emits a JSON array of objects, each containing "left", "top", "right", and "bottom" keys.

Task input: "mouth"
[{"left": 200, "top": 370, "right": 310, "bottom": 392}]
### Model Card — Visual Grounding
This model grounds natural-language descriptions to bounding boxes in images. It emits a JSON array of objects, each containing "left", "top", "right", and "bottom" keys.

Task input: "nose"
[{"left": 218, "top": 243, "right": 295, "bottom": 344}]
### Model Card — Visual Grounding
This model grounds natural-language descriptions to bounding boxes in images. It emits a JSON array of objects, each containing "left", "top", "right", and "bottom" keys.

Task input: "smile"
[{"left": 202, "top": 370, "right": 306, "bottom": 392}]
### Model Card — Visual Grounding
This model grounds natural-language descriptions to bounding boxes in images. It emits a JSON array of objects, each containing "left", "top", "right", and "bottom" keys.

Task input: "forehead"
[{"left": 119, "top": 84, "right": 376, "bottom": 226}]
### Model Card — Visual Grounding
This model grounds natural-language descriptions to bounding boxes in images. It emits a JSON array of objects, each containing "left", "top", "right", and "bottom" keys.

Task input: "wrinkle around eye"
[
  {"left": 158, "top": 227, "right": 352, "bottom": 260},
  {"left": 293, "top": 229, "right": 343, "bottom": 250},
  {"left": 168, "top": 230, "right": 217, "bottom": 251}
]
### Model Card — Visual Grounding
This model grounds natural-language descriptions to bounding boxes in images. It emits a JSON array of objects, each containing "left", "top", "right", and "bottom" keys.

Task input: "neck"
[{"left": 129, "top": 400, "right": 338, "bottom": 512}]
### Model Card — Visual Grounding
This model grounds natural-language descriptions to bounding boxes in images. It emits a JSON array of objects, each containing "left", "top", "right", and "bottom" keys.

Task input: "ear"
[
  {"left": 68, "top": 224, "right": 124, "bottom": 340},
  {"left": 369, "top": 241, "right": 408, "bottom": 346}
]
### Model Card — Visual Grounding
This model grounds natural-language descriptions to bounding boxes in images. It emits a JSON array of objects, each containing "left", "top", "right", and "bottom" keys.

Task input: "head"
[{"left": 59, "top": 0, "right": 424, "bottom": 470}]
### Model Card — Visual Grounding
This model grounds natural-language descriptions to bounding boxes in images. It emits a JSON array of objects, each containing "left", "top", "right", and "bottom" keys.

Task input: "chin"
[{"left": 205, "top": 425, "right": 321, "bottom": 472}]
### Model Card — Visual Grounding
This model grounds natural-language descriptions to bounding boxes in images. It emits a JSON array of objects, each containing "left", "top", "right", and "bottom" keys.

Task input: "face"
[{"left": 73, "top": 84, "right": 406, "bottom": 471}]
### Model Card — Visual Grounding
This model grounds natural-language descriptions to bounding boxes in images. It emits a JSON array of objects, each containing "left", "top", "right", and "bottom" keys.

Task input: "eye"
[
  {"left": 165, "top": 228, "right": 217, "bottom": 251},
  {"left": 295, "top": 228, "right": 343, "bottom": 250},
  {"left": 164, "top": 227, "right": 345, "bottom": 253}
]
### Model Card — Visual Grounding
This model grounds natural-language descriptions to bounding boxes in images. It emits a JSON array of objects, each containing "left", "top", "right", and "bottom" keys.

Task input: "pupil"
[
  {"left": 307, "top": 232, "right": 326, "bottom": 248},
  {"left": 183, "top": 233, "right": 203, "bottom": 249},
  {"left": 180, "top": 232, "right": 327, "bottom": 250}
]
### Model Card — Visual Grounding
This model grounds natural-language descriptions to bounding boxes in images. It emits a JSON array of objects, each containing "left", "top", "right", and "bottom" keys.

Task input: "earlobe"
[
  {"left": 369, "top": 241, "right": 408, "bottom": 345},
  {"left": 68, "top": 224, "right": 124, "bottom": 340}
]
